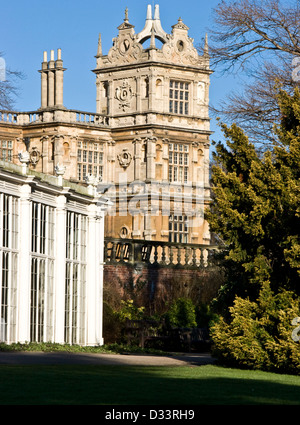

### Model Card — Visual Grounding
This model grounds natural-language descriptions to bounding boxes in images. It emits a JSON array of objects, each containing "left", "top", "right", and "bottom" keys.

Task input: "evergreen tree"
[{"left": 207, "top": 88, "right": 300, "bottom": 313}]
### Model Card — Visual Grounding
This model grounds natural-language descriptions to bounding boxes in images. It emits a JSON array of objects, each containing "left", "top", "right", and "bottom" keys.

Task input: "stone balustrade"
[
  {"left": 0, "top": 108, "right": 209, "bottom": 130},
  {"left": 104, "top": 237, "right": 221, "bottom": 268},
  {"left": 0, "top": 108, "right": 110, "bottom": 126}
]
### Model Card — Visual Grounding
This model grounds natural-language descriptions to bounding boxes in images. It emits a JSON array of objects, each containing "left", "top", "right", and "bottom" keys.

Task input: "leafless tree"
[
  {"left": 0, "top": 52, "right": 24, "bottom": 110},
  {"left": 199, "top": 0, "right": 300, "bottom": 146}
]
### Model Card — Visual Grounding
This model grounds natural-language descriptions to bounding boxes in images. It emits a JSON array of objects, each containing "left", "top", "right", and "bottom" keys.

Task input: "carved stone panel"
[{"left": 115, "top": 80, "right": 134, "bottom": 111}]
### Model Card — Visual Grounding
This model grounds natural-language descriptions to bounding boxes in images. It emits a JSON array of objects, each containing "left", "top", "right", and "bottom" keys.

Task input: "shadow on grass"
[{"left": 0, "top": 364, "right": 300, "bottom": 405}]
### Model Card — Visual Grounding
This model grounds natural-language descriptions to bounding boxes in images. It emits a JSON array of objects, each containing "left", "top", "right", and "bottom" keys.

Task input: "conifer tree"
[{"left": 207, "top": 88, "right": 300, "bottom": 313}]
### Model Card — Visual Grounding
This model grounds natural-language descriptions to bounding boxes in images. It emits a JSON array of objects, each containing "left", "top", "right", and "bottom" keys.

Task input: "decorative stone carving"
[
  {"left": 54, "top": 163, "right": 66, "bottom": 176},
  {"left": 117, "top": 148, "right": 132, "bottom": 169},
  {"left": 84, "top": 174, "right": 100, "bottom": 185},
  {"left": 18, "top": 151, "right": 30, "bottom": 174},
  {"left": 115, "top": 81, "right": 134, "bottom": 111},
  {"left": 18, "top": 151, "right": 30, "bottom": 164},
  {"left": 107, "top": 33, "right": 143, "bottom": 65},
  {"left": 54, "top": 163, "right": 66, "bottom": 185},
  {"left": 162, "top": 18, "right": 200, "bottom": 66},
  {"left": 120, "top": 225, "right": 130, "bottom": 239},
  {"left": 29, "top": 147, "right": 41, "bottom": 166}
]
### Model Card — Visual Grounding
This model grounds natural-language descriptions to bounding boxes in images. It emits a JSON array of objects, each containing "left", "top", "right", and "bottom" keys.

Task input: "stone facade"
[
  {"left": 0, "top": 5, "right": 212, "bottom": 245},
  {"left": 0, "top": 160, "right": 108, "bottom": 346}
]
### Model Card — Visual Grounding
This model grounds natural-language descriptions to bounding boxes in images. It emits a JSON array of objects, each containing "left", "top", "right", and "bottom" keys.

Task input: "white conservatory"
[{"left": 0, "top": 159, "right": 108, "bottom": 346}]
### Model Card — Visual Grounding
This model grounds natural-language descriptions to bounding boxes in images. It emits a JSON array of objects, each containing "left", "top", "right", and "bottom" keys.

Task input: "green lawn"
[{"left": 1, "top": 364, "right": 300, "bottom": 405}]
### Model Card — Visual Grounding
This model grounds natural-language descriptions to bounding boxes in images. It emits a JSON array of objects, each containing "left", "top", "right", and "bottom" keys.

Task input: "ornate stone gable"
[
  {"left": 107, "top": 34, "right": 143, "bottom": 65},
  {"left": 96, "top": 6, "right": 207, "bottom": 69},
  {"left": 161, "top": 18, "right": 200, "bottom": 67}
]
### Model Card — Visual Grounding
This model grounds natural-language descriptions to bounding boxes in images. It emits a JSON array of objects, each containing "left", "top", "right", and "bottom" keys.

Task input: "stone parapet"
[{"left": 0, "top": 109, "right": 110, "bottom": 127}]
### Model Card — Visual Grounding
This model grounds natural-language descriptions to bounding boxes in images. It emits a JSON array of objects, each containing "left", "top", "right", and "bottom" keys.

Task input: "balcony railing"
[
  {"left": 0, "top": 109, "right": 110, "bottom": 126},
  {"left": 104, "top": 237, "right": 221, "bottom": 268}
]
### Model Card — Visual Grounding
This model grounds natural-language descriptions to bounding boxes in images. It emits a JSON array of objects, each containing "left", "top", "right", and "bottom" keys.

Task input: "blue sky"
[{"left": 0, "top": 0, "right": 237, "bottom": 144}]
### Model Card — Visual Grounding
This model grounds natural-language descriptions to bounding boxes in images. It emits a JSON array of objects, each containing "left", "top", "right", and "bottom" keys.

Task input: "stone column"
[
  {"left": 162, "top": 138, "right": 169, "bottom": 182},
  {"left": 192, "top": 142, "right": 200, "bottom": 185},
  {"left": 48, "top": 50, "right": 55, "bottom": 107},
  {"left": 148, "top": 73, "right": 155, "bottom": 111},
  {"left": 107, "top": 140, "right": 115, "bottom": 182},
  {"left": 53, "top": 192, "right": 68, "bottom": 343},
  {"left": 108, "top": 81, "right": 113, "bottom": 115},
  {"left": 96, "top": 79, "right": 101, "bottom": 114},
  {"left": 41, "top": 51, "right": 48, "bottom": 108},
  {"left": 136, "top": 76, "right": 141, "bottom": 113},
  {"left": 17, "top": 179, "right": 33, "bottom": 343},
  {"left": 133, "top": 137, "right": 142, "bottom": 180},
  {"left": 52, "top": 134, "right": 64, "bottom": 169},
  {"left": 39, "top": 51, "right": 48, "bottom": 109},
  {"left": 146, "top": 136, "right": 156, "bottom": 180},
  {"left": 86, "top": 202, "right": 103, "bottom": 346},
  {"left": 55, "top": 49, "right": 64, "bottom": 107},
  {"left": 40, "top": 136, "right": 50, "bottom": 173}
]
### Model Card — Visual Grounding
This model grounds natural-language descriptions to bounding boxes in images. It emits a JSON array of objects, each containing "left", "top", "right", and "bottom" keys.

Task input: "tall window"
[
  {"left": 168, "top": 215, "right": 188, "bottom": 243},
  {"left": 168, "top": 143, "right": 189, "bottom": 183},
  {"left": 169, "top": 81, "right": 189, "bottom": 115},
  {"left": 77, "top": 141, "right": 103, "bottom": 181},
  {"left": 0, "top": 140, "right": 13, "bottom": 162},
  {"left": 0, "top": 194, "right": 19, "bottom": 343},
  {"left": 65, "top": 211, "right": 87, "bottom": 345},
  {"left": 30, "top": 203, "right": 55, "bottom": 343}
]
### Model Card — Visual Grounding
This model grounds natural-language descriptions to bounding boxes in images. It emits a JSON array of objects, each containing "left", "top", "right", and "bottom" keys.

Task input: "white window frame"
[
  {"left": 77, "top": 141, "right": 103, "bottom": 182},
  {"left": 30, "top": 202, "right": 55, "bottom": 343},
  {"left": 65, "top": 211, "right": 87, "bottom": 345},
  {"left": 168, "top": 214, "right": 189, "bottom": 243},
  {"left": 169, "top": 81, "right": 189, "bottom": 115},
  {"left": 168, "top": 143, "right": 189, "bottom": 183},
  {"left": 0, "top": 193, "right": 19, "bottom": 343}
]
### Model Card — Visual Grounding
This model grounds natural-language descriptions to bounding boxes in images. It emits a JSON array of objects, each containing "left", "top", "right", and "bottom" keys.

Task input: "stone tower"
[
  {"left": 0, "top": 4, "right": 212, "bottom": 244},
  {"left": 93, "top": 5, "right": 212, "bottom": 243}
]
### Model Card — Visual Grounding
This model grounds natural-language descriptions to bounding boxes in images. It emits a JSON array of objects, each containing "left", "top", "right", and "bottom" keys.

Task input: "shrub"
[
  {"left": 210, "top": 282, "right": 300, "bottom": 374},
  {"left": 116, "top": 299, "right": 145, "bottom": 321},
  {"left": 103, "top": 301, "right": 123, "bottom": 343},
  {"left": 165, "top": 298, "right": 197, "bottom": 328}
]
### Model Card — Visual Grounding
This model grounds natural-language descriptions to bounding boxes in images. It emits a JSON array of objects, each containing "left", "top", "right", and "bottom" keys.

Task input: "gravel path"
[{"left": 0, "top": 351, "right": 214, "bottom": 366}]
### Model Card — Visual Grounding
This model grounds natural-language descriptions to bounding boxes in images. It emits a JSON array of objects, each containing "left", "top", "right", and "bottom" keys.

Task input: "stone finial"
[
  {"left": 18, "top": 151, "right": 30, "bottom": 163},
  {"left": 96, "top": 33, "right": 102, "bottom": 58},
  {"left": 84, "top": 174, "right": 101, "bottom": 196},
  {"left": 171, "top": 17, "right": 189, "bottom": 31},
  {"left": 136, "top": 4, "right": 168, "bottom": 44},
  {"left": 150, "top": 23, "right": 156, "bottom": 49},
  {"left": 54, "top": 163, "right": 66, "bottom": 176},
  {"left": 18, "top": 151, "right": 30, "bottom": 175},
  {"left": 204, "top": 33, "right": 209, "bottom": 56},
  {"left": 55, "top": 163, "right": 66, "bottom": 185},
  {"left": 84, "top": 174, "right": 99, "bottom": 185}
]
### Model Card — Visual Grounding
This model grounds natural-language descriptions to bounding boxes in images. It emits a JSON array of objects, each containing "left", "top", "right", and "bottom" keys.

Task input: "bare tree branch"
[
  {"left": 198, "top": 0, "right": 300, "bottom": 146},
  {"left": 203, "top": 0, "right": 300, "bottom": 71},
  {"left": 0, "top": 52, "right": 25, "bottom": 110}
]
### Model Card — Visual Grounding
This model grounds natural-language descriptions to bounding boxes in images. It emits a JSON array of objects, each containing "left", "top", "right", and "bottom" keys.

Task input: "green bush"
[
  {"left": 165, "top": 298, "right": 197, "bottom": 328},
  {"left": 210, "top": 282, "right": 300, "bottom": 374},
  {"left": 116, "top": 299, "right": 145, "bottom": 321},
  {"left": 103, "top": 301, "right": 123, "bottom": 344}
]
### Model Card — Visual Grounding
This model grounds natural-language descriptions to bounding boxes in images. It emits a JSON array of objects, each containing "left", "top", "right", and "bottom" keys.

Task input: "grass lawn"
[{"left": 1, "top": 364, "right": 300, "bottom": 405}]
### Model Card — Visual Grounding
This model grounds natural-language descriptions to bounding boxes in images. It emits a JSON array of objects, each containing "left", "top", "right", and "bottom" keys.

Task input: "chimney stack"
[{"left": 39, "top": 48, "right": 66, "bottom": 109}]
